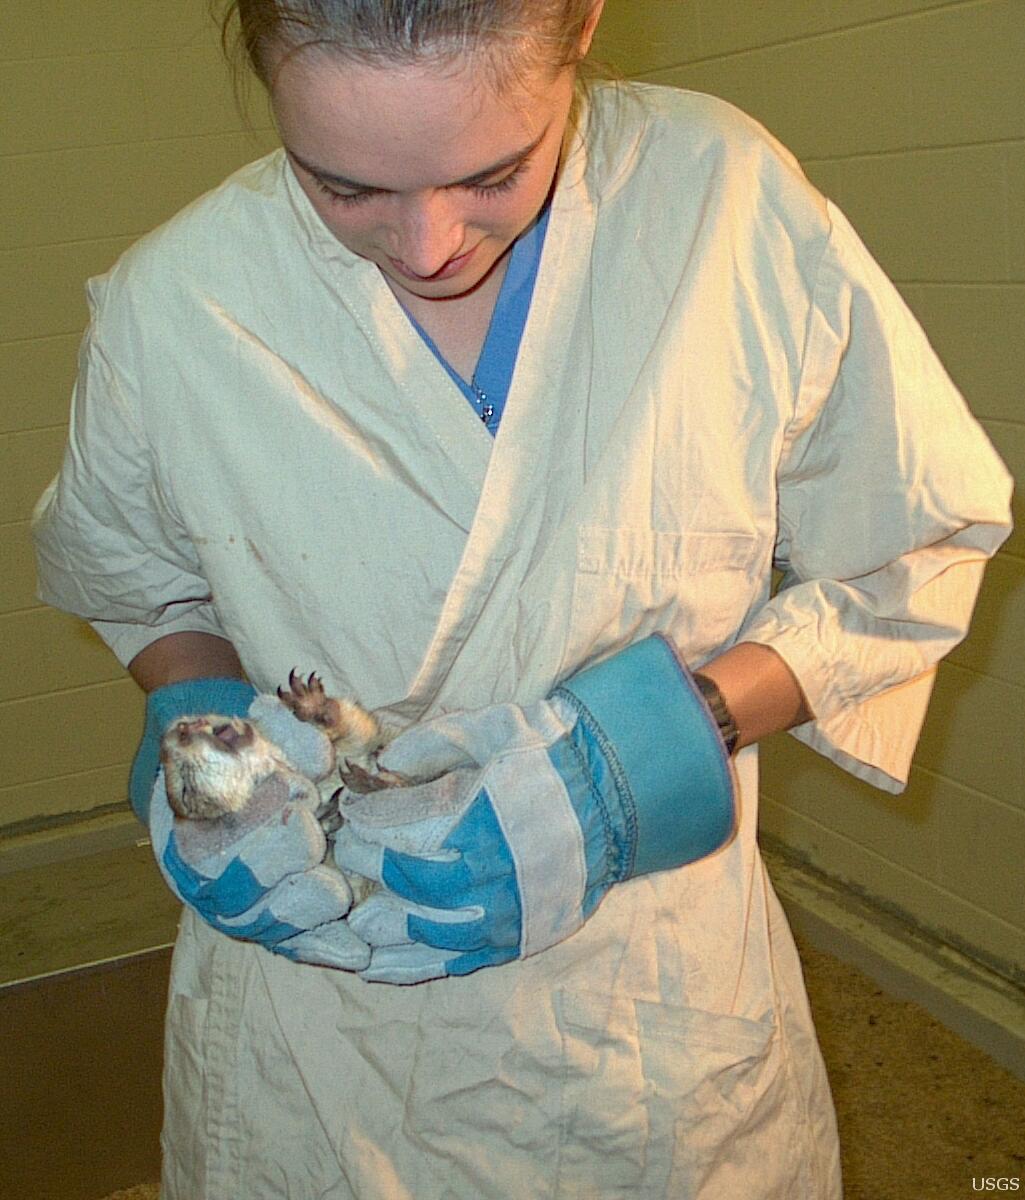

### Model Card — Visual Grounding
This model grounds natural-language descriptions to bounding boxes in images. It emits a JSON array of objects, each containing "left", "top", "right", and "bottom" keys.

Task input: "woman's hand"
[
  {"left": 335, "top": 636, "right": 739, "bottom": 984},
  {"left": 148, "top": 751, "right": 368, "bottom": 968}
]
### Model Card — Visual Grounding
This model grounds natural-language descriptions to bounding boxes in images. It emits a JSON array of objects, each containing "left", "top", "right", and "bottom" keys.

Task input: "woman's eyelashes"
[
  {"left": 316, "top": 183, "right": 376, "bottom": 206},
  {"left": 315, "top": 156, "right": 532, "bottom": 207},
  {"left": 466, "top": 157, "right": 531, "bottom": 198}
]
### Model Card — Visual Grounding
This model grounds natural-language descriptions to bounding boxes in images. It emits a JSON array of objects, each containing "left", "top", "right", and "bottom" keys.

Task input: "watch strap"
[{"left": 692, "top": 672, "right": 740, "bottom": 757}]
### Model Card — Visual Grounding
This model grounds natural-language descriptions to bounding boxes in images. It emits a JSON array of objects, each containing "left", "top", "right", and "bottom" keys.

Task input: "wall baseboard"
[
  {"left": 0, "top": 810, "right": 143, "bottom": 876},
  {"left": 763, "top": 840, "right": 1025, "bottom": 1082}
]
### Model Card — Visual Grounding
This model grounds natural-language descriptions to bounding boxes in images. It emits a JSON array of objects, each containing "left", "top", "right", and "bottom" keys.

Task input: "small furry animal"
[{"left": 160, "top": 670, "right": 401, "bottom": 826}]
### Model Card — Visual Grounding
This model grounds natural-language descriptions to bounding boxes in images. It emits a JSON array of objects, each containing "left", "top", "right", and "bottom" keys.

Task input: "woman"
[{"left": 32, "top": 1, "right": 1012, "bottom": 1196}]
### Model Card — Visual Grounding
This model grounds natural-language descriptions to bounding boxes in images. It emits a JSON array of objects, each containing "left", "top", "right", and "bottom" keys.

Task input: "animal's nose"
[{"left": 174, "top": 717, "right": 207, "bottom": 739}]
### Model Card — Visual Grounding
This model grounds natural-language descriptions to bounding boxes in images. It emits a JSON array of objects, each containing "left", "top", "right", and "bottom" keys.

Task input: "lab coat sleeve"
[
  {"left": 32, "top": 289, "right": 228, "bottom": 668},
  {"left": 740, "top": 201, "right": 1013, "bottom": 792}
]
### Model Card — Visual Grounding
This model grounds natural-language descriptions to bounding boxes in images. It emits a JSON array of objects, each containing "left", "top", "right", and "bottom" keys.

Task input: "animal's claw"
[
  {"left": 316, "top": 790, "right": 345, "bottom": 836},
  {"left": 338, "top": 760, "right": 407, "bottom": 795},
  {"left": 278, "top": 669, "right": 333, "bottom": 727}
]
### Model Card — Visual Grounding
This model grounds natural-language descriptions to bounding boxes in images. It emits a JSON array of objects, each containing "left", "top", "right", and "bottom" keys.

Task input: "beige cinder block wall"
[
  {"left": 1, "top": 4, "right": 275, "bottom": 832},
  {"left": 595, "top": 0, "right": 1024, "bottom": 983},
  {"left": 1, "top": 4, "right": 1021, "bottom": 984}
]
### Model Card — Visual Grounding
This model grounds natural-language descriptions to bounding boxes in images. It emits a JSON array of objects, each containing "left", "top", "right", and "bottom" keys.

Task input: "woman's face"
[{"left": 271, "top": 49, "right": 578, "bottom": 303}]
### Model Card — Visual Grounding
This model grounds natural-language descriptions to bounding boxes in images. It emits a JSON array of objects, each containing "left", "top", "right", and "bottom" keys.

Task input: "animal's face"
[{"left": 160, "top": 716, "right": 278, "bottom": 820}]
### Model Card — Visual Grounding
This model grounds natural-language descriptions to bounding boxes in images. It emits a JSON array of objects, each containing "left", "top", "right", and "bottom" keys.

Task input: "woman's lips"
[{"left": 388, "top": 244, "right": 478, "bottom": 282}]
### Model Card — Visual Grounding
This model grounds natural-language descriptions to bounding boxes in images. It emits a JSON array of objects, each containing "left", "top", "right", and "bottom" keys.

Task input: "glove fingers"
[
  {"left": 162, "top": 832, "right": 270, "bottom": 919},
  {"left": 209, "top": 865, "right": 353, "bottom": 946},
  {"left": 368, "top": 699, "right": 577, "bottom": 780},
  {"left": 358, "top": 942, "right": 518, "bottom": 984},
  {"left": 248, "top": 694, "right": 335, "bottom": 781},
  {"left": 206, "top": 907, "right": 308, "bottom": 945},
  {"left": 346, "top": 890, "right": 413, "bottom": 945},
  {"left": 263, "top": 866, "right": 354, "bottom": 926},
  {"left": 380, "top": 846, "right": 470, "bottom": 907},
  {"left": 332, "top": 825, "right": 387, "bottom": 883},
  {"left": 378, "top": 702, "right": 554, "bottom": 777},
  {"left": 339, "top": 766, "right": 480, "bottom": 831},
  {"left": 376, "top": 724, "right": 475, "bottom": 778},
  {"left": 358, "top": 943, "right": 466, "bottom": 985},
  {"left": 444, "top": 945, "right": 519, "bottom": 977},
  {"left": 189, "top": 805, "right": 326, "bottom": 886},
  {"left": 407, "top": 910, "right": 517, "bottom": 953},
  {"left": 347, "top": 889, "right": 479, "bottom": 948},
  {"left": 161, "top": 806, "right": 328, "bottom": 920},
  {"left": 274, "top": 919, "right": 372, "bottom": 970}
]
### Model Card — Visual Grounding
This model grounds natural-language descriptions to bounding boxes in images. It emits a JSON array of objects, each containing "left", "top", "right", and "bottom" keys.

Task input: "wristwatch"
[{"left": 693, "top": 673, "right": 740, "bottom": 757}]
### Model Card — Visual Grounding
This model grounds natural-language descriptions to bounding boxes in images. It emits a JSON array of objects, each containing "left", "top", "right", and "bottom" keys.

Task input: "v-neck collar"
[{"left": 399, "top": 204, "right": 552, "bottom": 436}]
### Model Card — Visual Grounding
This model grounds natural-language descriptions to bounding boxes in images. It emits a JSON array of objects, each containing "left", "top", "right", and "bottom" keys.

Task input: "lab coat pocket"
[
  {"left": 555, "top": 991, "right": 785, "bottom": 1198},
  {"left": 563, "top": 526, "right": 761, "bottom": 675},
  {"left": 634, "top": 1001, "right": 801, "bottom": 1198}
]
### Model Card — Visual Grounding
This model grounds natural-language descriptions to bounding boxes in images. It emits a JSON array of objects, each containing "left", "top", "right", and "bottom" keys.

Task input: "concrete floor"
[{"left": 799, "top": 934, "right": 1024, "bottom": 1200}]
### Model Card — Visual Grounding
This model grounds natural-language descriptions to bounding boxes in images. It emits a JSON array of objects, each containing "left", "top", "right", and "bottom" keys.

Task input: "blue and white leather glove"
[
  {"left": 134, "top": 678, "right": 370, "bottom": 969},
  {"left": 334, "top": 636, "right": 737, "bottom": 984}
]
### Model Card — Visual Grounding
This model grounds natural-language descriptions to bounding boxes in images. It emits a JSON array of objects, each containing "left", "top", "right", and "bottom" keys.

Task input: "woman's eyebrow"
[{"left": 288, "top": 126, "right": 549, "bottom": 192}]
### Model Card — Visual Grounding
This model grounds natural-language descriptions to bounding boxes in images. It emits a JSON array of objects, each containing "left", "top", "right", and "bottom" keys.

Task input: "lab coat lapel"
[
  {"left": 396, "top": 168, "right": 599, "bottom": 716},
  {"left": 284, "top": 157, "right": 494, "bottom": 532}
]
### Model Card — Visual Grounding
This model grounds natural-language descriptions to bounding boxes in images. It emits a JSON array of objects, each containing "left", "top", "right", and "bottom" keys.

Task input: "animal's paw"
[
  {"left": 278, "top": 670, "right": 335, "bottom": 730},
  {"left": 337, "top": 761, "right": 409, "bottom": 796},
  {"left": 277, "top": 670, "right": 386, "bottom": 765}
]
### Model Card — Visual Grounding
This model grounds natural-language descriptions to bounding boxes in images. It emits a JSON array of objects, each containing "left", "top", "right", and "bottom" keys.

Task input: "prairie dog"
[{"left": 160, "top": 671, "right": 400, "bottom": 824}]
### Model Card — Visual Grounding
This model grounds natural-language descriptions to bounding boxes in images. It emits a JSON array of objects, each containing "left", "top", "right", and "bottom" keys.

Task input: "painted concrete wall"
[
  {"left": 2, "top": 3, "right": 275, "bottom": 830},
  {"left": 2, "top": 2, "right": 1021, "bottom": 979}
]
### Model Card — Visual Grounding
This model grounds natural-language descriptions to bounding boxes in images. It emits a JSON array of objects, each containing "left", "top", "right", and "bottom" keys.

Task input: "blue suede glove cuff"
[
  {"left": 129, "top": 677, "right": 258, "bottom": 825},
  {"left": 552, "top": 635, "right": 736, "bottom": 878}
]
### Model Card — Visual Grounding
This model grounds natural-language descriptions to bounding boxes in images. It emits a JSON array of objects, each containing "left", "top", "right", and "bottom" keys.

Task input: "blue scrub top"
[{"left": 402, "top": 204, "right": 551, "bottom": 437}]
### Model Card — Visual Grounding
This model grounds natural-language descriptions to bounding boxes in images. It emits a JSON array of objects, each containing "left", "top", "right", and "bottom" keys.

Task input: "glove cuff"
[
  {"left": 145, "top": 677, "right": 257, "bottom": 735},
  {"left": 552, "top": 636, "right": 736, "bottom": 878}
]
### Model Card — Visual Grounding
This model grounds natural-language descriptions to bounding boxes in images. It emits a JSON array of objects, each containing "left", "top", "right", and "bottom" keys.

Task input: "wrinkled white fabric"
[{"left": 33, "top": 82, "right": 1012, "bottom": 1199}]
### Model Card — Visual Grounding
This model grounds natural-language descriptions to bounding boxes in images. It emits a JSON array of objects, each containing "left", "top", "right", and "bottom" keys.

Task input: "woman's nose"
[{"left": 390, "top": 194, "right": 466, "bottom": 278}]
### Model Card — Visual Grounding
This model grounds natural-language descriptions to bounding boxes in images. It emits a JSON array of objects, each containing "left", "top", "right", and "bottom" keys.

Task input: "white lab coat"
[{"left": 33, "top": 83, "right": 1012, "bottom": 1199}]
